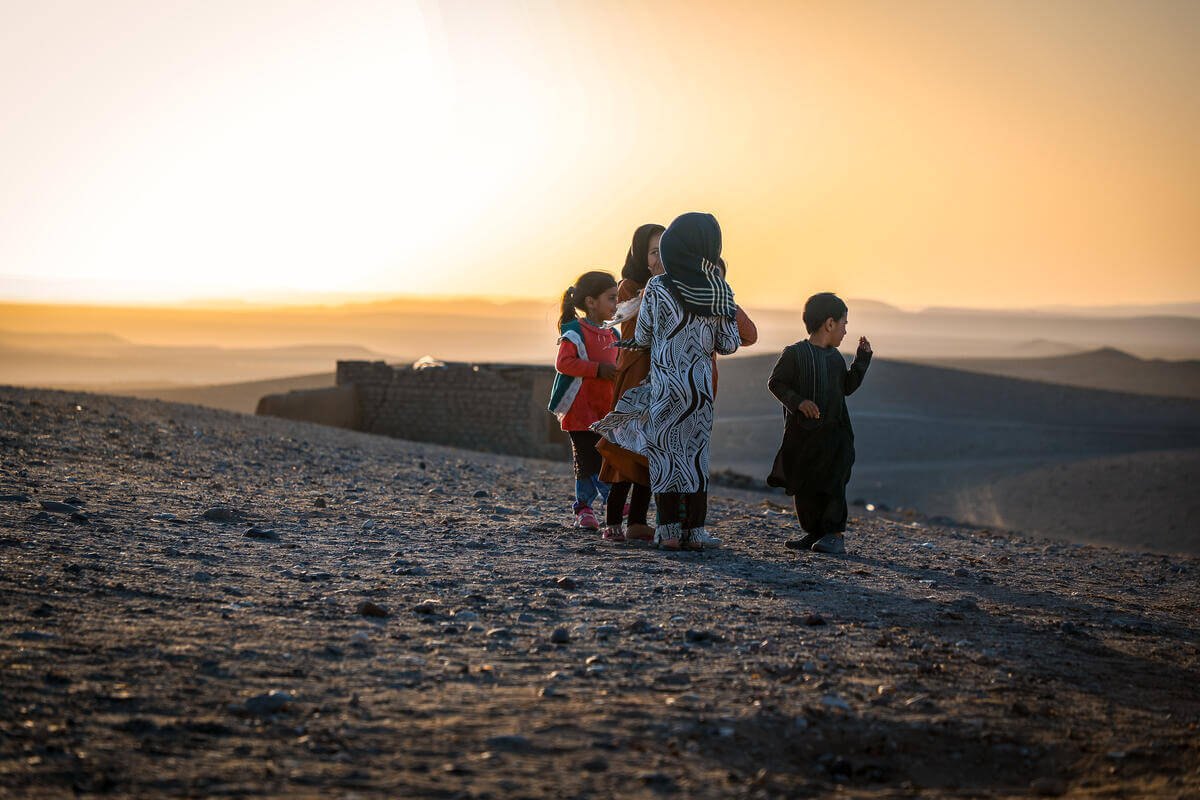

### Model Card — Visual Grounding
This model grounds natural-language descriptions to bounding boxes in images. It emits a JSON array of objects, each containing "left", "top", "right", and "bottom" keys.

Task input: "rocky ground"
[{"left": 1, "top": 385, "right": 1198, "bottom": 799}]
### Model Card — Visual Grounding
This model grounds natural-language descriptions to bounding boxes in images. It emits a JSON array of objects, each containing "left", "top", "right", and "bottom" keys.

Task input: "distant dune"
[
  {"left": 914, "top": 348, "right": 1200, "bottom": 400},
  {"left": 111, "top": 372, "right": 336, "bottom": 414}
]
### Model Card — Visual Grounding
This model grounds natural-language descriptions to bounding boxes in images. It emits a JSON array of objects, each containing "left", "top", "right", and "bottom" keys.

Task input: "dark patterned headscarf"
[
  {"left": 659, "top": 212, "right": 737, "bottom": 319},
  {"left": 621, "top": 223, "right": 666, "bottom": 286}
]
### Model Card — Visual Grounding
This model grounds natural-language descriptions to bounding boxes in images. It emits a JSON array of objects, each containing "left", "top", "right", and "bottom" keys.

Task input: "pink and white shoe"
[
  {"left": 575, "top": 506, "right": 600, "bottom": 530},
  {"left": 602, "top": 524, "right": 626, "bottom": 542}
]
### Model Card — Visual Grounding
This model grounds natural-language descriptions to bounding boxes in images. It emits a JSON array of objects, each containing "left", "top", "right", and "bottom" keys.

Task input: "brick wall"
[{"left": 335, "top": 360, "right": 570, "bottom": 460}]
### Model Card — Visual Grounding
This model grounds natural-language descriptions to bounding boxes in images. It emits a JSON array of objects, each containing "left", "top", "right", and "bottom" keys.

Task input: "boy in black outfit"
[{"left": 766, "top": 293, "right": 871, "bottom": 554}]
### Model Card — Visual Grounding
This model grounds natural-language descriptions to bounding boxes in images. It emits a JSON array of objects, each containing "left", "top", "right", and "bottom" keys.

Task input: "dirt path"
[{"left": 1, "top": 386, "right": 1197, "bottom": 798}]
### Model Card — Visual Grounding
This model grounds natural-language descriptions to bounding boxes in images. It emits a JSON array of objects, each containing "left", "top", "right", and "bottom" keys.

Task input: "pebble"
[
  {"left": 556, "top": 577, "right": 578, "bottom": 591},
  {"left": 802, "top": 613, "right": 827, "bottom": 626},
  {"left": 242, "top": 691, "right": 292, "bottom": 717},
  {"left": 243, "top": 526, "right": 278, "bottom": 541},
  {"left": 40, "top": 501, "right": 80, "bottom": 515},
  {"left": 820, "top": 695, "right": 851, "bottom": 712},
  {"left": 0, "top": 494, "right": 30, "bottom": 502},
  {"left": 638, "top": 772, "right": 677, "bottom": 792},
  {"left": 684, "top": 629, "right": 713, "bottom": 643},
  {"left": 594, "top": 624, "right": 618, "bottom": 639},
  {"left": 313, "top": 497, "right": 327, "bottom": 508},
  {"left": 454, "top": 610, "right": 479, "bottom": 622},
  {"left": 201, "top": 507, "right": 239, "bottom": 522},
  {"left": 581, "top": 756, "right": 608, "bottom": 772},
  {"left": 412, "top": 600, "right": 440, "bottom": 614},
  {"left": 485, "top": 627, "right": 512, "bottom": 638},
  {"left": 356, "top": 601, "right": 389, "bottom": 618},
  {"left": 550, "top": 627, "right": 570, "bottom": 644}
]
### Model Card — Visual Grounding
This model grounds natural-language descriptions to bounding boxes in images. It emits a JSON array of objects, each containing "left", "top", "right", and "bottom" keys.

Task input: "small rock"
[
  {"left": 594, "top": 624, "right": 618, "bottom": 639},
  {"left": 242, "top": 691, "right": 292, "bottom": 717},
  {"left": 550, "top": 627, "right": 570, "bottom": 644},
  {"left": 820, "top": 695, "right": 851, "bottom": 712},
  {"left": 473, "top": 490, "right": 489, "bottom": 498},
  {"left": 412, "top": 600, "right": 440, "bottom": 614},
  {"left": 356, "top": 601, "right": 389, "bottom": 618},
  {"left": 581, "top": 756, "right": 609, "bottom": 772},
  {"left": 486, "top": 627, "right": 512, "bottom": 638},
  {"left": 517, "top": 612, "right": 536, "bottom": 623},
  {"left": 454, "top": 610, "right": 479, "bottom": 622},
  {"left": 243, "top": 526, "right": 278, "bottom": 541},
  {"left": 313, "top": 497, "right": 327, "bottom": 508},
  {"left": 556, "top": 577, "right": 578, "bottom": 591},
  {"left": 350, "top": 632, "right": 371, "bottom": 646},
  {"left": 802, "top": 613, "right": 827, "bottom": 627},
  {"left": 0, "top": 494, "right": 30, "bottom": 503},
  {"left": 684, "top": 629, "right": 712, "bottom": 643},
  {"left": 40, "top": 501, "right": 80, "bottom": 515},
  {"left": 202, "top": 507, "right": 238, "bottom": 522}
]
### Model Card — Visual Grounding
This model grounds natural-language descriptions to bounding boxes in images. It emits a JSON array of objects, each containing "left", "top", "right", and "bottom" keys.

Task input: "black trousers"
[
  {"left": 606, "top": 481, "right": 651, "bottom": 526},
  {"left": 567, "top": 431, "right": 603, "bottom": 478},
  {"left": 793, "top": 489, "right": 847, "bottom": 536},
  {"left": 655, "top": 491, "right": 708, "bottom": 530}
]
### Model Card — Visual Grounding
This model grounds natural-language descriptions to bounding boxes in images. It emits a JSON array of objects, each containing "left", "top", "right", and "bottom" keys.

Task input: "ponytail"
[{"left": 559, "top": 286, "right": 577, "bottom": 327}]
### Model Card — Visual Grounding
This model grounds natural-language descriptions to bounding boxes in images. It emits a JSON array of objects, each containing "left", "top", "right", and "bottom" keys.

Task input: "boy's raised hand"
[
  {"left": 797, "top": 399, "right": 821, "bottom": 419},
  {"left": 597, "top": 363, "right": 617, "bottom": 380},
  {"left": 858, "top": 336, "right": 872, "bottom": 354}
]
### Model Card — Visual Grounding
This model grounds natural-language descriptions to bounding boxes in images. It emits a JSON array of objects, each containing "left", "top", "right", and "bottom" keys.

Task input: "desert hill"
[
  {"left": 0, "top": 385, "right": 1196, "bottom": 798},
  {"left": 916, "top": 348, "right": 1200, "bottom": 400}
]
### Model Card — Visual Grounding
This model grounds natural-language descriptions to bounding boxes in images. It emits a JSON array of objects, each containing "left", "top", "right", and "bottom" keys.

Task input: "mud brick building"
[{"left": 256, "top": 360, "right": 569, "bottom": 460}]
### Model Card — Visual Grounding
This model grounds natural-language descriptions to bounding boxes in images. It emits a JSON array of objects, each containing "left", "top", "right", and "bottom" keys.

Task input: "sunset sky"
[{"left": 1, "top": 0, "right": 1197, "bottom": 310}]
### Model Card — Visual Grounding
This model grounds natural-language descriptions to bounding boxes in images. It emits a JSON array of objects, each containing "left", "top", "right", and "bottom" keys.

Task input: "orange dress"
[{"left": 597, "top": 278, "right": 652, "bottom": 485}]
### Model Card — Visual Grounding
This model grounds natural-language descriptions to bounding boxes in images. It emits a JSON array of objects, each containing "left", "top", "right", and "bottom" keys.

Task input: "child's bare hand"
[
  {"left": 597, "top": 363, "right": 617, "bottom": 381},
  {"left": 797, "top": 400, "right": 820, "bottom": 419},
  {"left": 858, "top": 336, "right": 872, "bottom": 354}
]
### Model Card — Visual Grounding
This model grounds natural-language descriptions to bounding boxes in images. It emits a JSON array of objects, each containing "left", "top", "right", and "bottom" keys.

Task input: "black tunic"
[{"left": 766, "top": 341, "right": 871, "bottom": 497}]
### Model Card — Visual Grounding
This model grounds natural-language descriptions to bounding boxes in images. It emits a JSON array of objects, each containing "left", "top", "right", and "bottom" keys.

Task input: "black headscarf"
[
  {"left": 621, "top": 223, "right": 666, "bottom": 286},
  {"left": 659, "top": 212, "right": 737, "bottom": 319}
]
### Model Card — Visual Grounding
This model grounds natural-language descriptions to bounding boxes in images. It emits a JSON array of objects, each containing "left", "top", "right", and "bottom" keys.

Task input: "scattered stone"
[
  {"left": 802, "top": 613, "right": 828, "bottom": 627},
  {"left": 473, "top": 490, "right": 489, "bottom": 498},
  {"left": 594, "top": 624, "right": 618, "bottom": 639},
  {"left": 412, "top": 600, "right": 440, "bottom": 614},
  {"left": 356, "top": 601, "right": 389, "bottom": 618},
  {"left": 0, "top": 494, "right": 30, "bottom": 503},
  {"left": 820, "top": 695, "right": 851, "bottom": 712},
  {"left": 202, "top": 507, "right": 238, "bottom": 522},
  {"left": 684, "top": 629, "right": 712, "bottom": 643},
  {"left": 313, "top": 497, "right": 327, "bottom": 508},
  {"left": 486, "top": 627, "right": 512, "bottom": 638},
  {"left": 243, "top": 526, "right": 278, "bottom": 540},
  {"left": 241, "top": 691, "right": 292, "bottom": 717},
  {"left": 40, "top": 501, "right": 80, "bottom": 515},
  {"left": 454, "top": 610, "right": 479, "bottom": 622},
  {"left": 550, "top": 627, "right": 570, "bottom": 644},
  {"left": 581, "top": 756, "right": 609, "bottom": 772},
  {"left": 556, "top": 576, "right": 578, "bottom": 591}
]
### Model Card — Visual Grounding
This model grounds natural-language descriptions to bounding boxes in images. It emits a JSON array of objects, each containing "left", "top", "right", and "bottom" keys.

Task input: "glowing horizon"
[{"left": 1, "top": 0, "right": 1197, "bottom": 311}]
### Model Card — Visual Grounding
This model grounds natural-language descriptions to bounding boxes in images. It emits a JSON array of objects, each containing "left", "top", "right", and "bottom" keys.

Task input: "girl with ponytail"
[{"left": 548, "top": 270, "right": 620, "bottom": 531}]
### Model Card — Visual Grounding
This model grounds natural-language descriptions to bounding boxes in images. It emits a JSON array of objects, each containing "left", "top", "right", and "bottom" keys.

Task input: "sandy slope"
[{"left": 0, "top": 386, "right": 1197, "bottom": 799}]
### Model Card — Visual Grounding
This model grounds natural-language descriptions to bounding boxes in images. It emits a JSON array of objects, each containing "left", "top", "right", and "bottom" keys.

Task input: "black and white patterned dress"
[{"left": 634, "top": 274, "right": 740, "bottom": 493}]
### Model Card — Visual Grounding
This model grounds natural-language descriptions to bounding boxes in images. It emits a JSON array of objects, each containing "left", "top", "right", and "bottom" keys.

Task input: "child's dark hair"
[
  {"left": 559, "top": 270, "right": 617, "bottom": 328},
  {"left": 803, "top": 292, "right": 848, "bottom": 334}
]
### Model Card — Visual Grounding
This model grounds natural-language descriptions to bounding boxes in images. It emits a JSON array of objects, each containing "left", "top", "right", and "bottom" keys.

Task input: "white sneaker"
[{"left": 688, "top": 528, "right": 722, "bottom": 549}]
